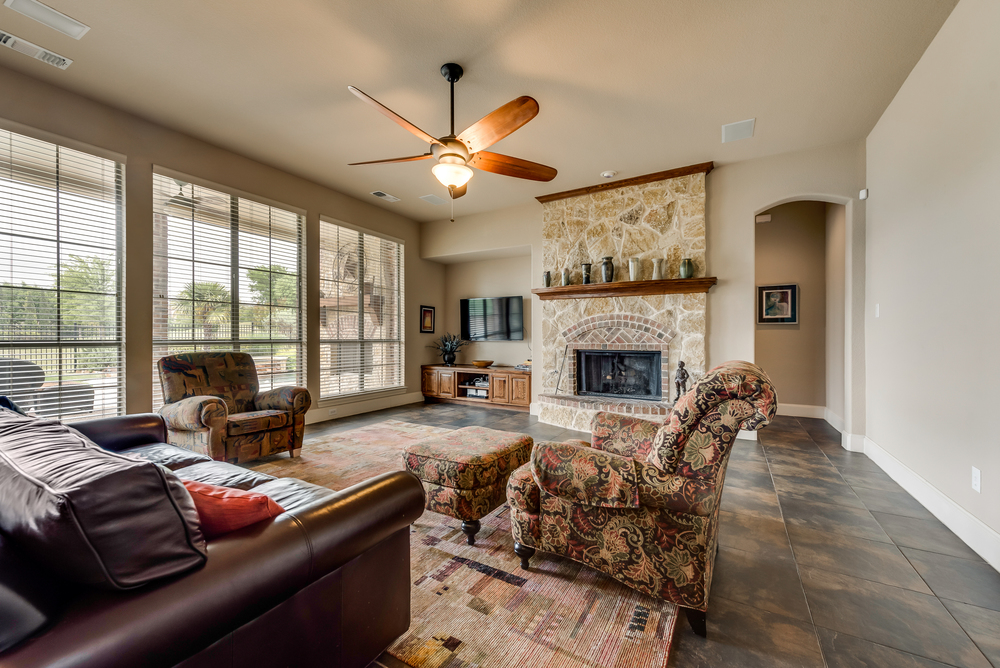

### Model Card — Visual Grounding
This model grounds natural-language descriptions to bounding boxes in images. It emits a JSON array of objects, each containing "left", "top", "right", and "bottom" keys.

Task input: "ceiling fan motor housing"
[
  {"left": 440, "top": 62, "right": 464, "bottom": 83},
  {"left": 432, "top": 139, "right": 470, "bottom": 165}
]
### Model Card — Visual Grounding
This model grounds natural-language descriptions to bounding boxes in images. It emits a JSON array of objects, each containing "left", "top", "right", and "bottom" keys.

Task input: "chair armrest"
[
  {"left": 590, "top": 411, "right": 662, "bottom": 459},
  {"left": 255, "top": 386, "right": 311, "bottom": 415},
  {"left": 531, "top": 440, "right": 640, "bottom": 508},
  {"left": 159, "top": 396, "right": 227, "bottom": 431},
  {"left": 635, "top": 460, "right": 717, "bottom": 516}
]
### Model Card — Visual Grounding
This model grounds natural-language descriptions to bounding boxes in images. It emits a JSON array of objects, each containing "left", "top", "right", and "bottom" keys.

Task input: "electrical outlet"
[
  {"left": 328, "top": 408, "right": 337, "bottom": 417},
  {"left": 972, "top": 466, "right": 981, "bottom": 493}
]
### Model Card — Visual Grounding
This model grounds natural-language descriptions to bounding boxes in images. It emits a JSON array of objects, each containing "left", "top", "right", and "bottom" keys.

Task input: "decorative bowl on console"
[{"left": 472, "top": 360, "right": 494, "bottom": 368}]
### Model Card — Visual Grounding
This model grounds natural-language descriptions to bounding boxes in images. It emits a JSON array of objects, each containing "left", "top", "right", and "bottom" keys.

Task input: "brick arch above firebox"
[{"left": 560, "top": 314, "right": 677, "bottom": 345}]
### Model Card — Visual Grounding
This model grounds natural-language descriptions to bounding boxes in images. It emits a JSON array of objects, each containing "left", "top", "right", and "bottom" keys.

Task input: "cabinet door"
[
  {"left": 438, "top": 370, "right": 456, "bottom": 398},
  {"left": 490, "top": 374, "right": 510, "bottom": 404},
  {"left": 509, "top": 376, "right": 530, "bottom": 406},
  {"left": 421, "top": 369, "right": 439, "bottom": 396}
]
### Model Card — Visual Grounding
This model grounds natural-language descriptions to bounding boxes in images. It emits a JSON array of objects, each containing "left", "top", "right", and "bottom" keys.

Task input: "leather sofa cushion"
[
  {"left": 120, "top": 442, "right": 214, "bottom": 470},
  {"left": 0, "top": 534, "right": 62, "bottom": 654},
  {"left": 253, "top": 478, "right": 337, "bottom": 513},
  {"left": 0, "top": 409, "right": 207, "bottom": 590},
  {"left": 174, "top": 461, "right": 276, "bottom": 490},
  {"left": 182, "top": 480, "right": 284, "bottom": 538},
  {"left": 227, "top": 409, "right": 288, "bottom": 436}
]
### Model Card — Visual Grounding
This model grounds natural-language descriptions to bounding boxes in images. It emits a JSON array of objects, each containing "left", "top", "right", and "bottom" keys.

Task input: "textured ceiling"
[{"left": 0, "top": 0, "right": 956, "bottom": 222}]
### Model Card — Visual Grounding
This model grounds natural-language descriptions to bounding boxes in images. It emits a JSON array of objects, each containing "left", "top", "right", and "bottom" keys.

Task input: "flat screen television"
[{"left": 460, "top": 296, "right": 524, "bottom": 341}]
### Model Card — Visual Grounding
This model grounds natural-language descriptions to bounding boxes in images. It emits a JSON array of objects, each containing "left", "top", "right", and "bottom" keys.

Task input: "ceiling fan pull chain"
[{"left": 449, "top": 187, "right": 455, "bottom": 222}]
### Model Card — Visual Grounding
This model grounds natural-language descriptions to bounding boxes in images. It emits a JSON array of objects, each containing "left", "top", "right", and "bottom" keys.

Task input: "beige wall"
[
  {"left": 866, "top": 0, "right": 1000, "bottom": 533},
  {"left": 706, "top": 140, "right": 866, "bottom": 437},
  {"left": 825, "top": 203, "right": 847, "bottom": 425},
  {"left": 0, "top": 63, "right": 445, "bottom": 422},
  {"left": 755, "top": 201, "right": 827, "bottom": 407},
  {"left": 442, "top": 256, "right": 533, "bottom": 367}
]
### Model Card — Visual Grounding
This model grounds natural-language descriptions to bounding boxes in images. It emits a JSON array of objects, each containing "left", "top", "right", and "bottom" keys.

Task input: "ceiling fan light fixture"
[{"left": 432, "top": 162, "right": 473, "bottom": 188}]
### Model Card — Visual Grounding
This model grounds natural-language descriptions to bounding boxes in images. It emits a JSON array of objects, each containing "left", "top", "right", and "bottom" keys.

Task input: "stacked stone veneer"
[{"left": 538, "top": 171, "right": 708, "bottom": 431}]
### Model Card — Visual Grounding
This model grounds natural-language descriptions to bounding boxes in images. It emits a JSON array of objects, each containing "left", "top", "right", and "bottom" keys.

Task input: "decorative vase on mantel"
[
  {"left": 600, "top": 256, "right": 614, "bottom": 283},
  {"left": 629, "top": 258, "right": 641, "bottom": 281},
  {"left": 651, "top": 258, "right": 664, "bottom": 280},
  {"left": 581, "top": 263, "right": 592, "bottom": 285},
  {"left": 679, "top": 258, "right": 694, "bottom": 279}
]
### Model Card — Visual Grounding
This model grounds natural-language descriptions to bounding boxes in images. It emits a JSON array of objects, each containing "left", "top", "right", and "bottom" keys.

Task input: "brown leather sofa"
[{"left": 0, "top": 413, "right": 425, "bottom": 668}]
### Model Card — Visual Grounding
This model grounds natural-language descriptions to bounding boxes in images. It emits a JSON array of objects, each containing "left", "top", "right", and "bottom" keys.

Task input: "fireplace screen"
[{"left": 576, "top": 350, "right": 661, "bottom": 401}]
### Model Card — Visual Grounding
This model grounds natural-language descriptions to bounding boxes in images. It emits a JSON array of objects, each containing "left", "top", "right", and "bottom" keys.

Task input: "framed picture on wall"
[
  {"left": 757, "top": 284, "right": 798, "bottom": 324},
  {"left": 420, "top": 305, "right": 436, "bottom": 333}
]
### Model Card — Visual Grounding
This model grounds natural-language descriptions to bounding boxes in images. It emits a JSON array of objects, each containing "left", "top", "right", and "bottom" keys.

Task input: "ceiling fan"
[{"left": 348, "top": 63, "right": 557, "bottom": 205}]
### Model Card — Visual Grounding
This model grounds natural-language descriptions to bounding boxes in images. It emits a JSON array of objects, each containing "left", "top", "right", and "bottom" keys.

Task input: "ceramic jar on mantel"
[
  {"left": 679, "top": 258, "right": 694, "bottom": 279},
  {"left": 561, "top": 268, "right": 571, "bottom": 286},
  {"left": 651, "top": 258, "right": 664, "bottom": 280},
  {"left": 581, "top": 263, "right": 592, "bottom": 284},
  {"left": 629, "top": 258, "right": 641, "bottom": 281},
  {"left": 600, "top": 256, "right": 614, "bottom": 283}
]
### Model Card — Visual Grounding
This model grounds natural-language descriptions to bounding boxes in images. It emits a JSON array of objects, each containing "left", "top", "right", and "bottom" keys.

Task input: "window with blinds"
[
  {"left": 319, "top": 219, "right": 403, "bottom": 398},
  {"left": 0, "top": 128, "right": 124, "bottom": 421},
  {"left": 152, "top": 174, "right": 304, "bottom": 408}
]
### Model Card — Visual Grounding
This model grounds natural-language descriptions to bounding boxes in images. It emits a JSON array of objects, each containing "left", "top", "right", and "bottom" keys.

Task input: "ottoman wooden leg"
[
  {"left": 461, "top": 519, "right": 481, "bottom": 546},
  {"left": 514, "top": 542, "right": 535, "bottom": 570}
]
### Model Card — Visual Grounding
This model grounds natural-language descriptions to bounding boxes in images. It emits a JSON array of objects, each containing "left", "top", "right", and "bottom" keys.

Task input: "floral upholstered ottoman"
[{"left": 403, "top": 427, "right": 533, "bottom": 545}]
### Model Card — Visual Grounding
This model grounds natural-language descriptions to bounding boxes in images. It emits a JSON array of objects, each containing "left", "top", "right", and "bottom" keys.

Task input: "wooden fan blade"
[
  {"left": 457, "top": 96, "right": 539, "bottom": 153},
  {"left": 468, "top": 151, "right": 557, "bottom": 182},
  {"left": 449, "top": 183, "right": 468, "bottom": 199},
  {"left": 348, "top": 154, "right": 432, "bottom": 166},
  {"left": 348, "top": 86, "right": 442, "bottom": 146}
]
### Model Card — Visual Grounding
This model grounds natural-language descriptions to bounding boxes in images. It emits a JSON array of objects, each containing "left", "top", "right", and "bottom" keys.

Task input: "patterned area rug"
[{"left": 246, "top": 419, "right": 679, "bottom": 667}]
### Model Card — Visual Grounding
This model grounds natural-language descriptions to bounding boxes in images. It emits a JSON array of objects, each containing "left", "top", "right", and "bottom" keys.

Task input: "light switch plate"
[{"left": 972, "top": 466, "right": 981, "bottom": 493}]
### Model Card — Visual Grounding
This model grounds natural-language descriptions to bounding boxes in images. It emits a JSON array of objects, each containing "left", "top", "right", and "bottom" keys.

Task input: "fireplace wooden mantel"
[{"left": 531, "top": 277, "right": 717, "bottom": 301}]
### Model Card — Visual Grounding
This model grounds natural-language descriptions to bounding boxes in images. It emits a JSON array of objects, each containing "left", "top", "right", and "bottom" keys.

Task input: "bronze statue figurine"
[{"left": 674, "top": 361, "right": 689, "bottom": 401}]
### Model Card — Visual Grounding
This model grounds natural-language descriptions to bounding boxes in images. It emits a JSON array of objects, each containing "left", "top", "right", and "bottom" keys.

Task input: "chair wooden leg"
[
  {"left": 461, "top": 520, "right": 480, "bottom": 546},
  {"left": 684, "top": 608, "right": 707, "bottom": 637},
  {"left": 513, "top": 542, "right": 535, "bottom": 570},
  {"left": 289, "top": 448, "right": 301, "bottom": 458}
]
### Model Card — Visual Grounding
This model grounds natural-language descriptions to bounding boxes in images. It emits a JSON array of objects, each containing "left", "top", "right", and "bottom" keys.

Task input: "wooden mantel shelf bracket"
[{"left": 531, "top": 277, "right": 718, "bottom": 300}]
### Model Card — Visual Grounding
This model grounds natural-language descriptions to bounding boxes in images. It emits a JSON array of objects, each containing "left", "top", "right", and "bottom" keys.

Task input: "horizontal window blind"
[
  {"left": 152, "top": 174, "right": 304, "bottom": 408},
  {"left": 0, "top": 128, "right": 124, "bottom": 421},
  {"left": 319, "top": 220, "right": 403, "bottom": 398}
]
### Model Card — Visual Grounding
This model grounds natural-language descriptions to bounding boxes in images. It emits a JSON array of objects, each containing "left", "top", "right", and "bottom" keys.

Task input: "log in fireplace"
[{"left": 575, "top": 349, "right": 662, "bottom": 401}]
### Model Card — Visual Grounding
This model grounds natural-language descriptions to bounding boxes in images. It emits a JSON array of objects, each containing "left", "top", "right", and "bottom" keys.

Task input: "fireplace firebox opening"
[{"left": 575, "top": 349, "right": 662, "bottom": 401}]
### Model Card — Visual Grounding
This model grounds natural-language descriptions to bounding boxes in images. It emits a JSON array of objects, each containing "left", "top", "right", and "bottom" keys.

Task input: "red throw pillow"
[{"left": 182, "top": 480, "right": 284, "bottom": 539}]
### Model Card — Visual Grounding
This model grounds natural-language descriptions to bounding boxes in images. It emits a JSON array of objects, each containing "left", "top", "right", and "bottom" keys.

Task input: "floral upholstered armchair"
[
  {"left": 506, "top": 361, "right": 776, "bottom": 637},
  {"left": 157, "top": 352, "right": 312, "bottom": 464}
]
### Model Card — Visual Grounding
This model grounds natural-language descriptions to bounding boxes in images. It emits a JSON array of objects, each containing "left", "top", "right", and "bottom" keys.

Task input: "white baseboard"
[
  {"left": 305, "top": 391, "right": 424, "bottom": 424},
  {"left": 777, "top": 403, "right": 827, "bottom": 419},
  {"left": 737, "top": 429, "right": 759, "bottom": 442},
  {"left": 529, "top": 402, "right": 541, "bottom": 416},
  {"left": 864, "top": 436, "right": 1000, "bottom": 572},
  {"left": 842, "top": 432, "right": 866, "bottom": 452},
  {"left": 824, "top": 408, "right": 845, "bottom": 432}
]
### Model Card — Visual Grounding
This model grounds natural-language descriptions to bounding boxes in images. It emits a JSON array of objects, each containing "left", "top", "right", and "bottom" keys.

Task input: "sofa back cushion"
[
  {"left": 0, "top": 409, "right": 207, "bottom": 590},
  {"left": 157, "top": 352, "right": 259, "bottom": 414}
]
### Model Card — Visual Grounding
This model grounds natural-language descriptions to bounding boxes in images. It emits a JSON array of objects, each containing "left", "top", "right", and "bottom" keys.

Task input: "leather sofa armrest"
[
  {"left": 0, "top": 471, "right": 426, "bottom": 668},
  {"left": 70, "top": 413, "right": 167, "bottom": 452},
  {"left": 254, "top": 387, "right": 311, "bottom": 416}
]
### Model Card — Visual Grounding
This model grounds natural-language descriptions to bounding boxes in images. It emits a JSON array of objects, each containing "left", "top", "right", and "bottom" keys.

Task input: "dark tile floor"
[{"left": 312, "top": 404, "right": 1000, "bottom": 668}]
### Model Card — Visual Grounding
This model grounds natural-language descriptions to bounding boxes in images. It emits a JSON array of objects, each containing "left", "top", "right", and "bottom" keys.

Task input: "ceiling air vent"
[
  {"left": 0, "top": 30, "right": 72, "bottom": 69},
  {"left": 370, "top": 190, "right": 400, "bottom": 202},
  {"left": 722, "top": 118, "right": 755, "bottom": 143},
  {"left": 419, "top": 194, "right": 447, "bottom": 206}
]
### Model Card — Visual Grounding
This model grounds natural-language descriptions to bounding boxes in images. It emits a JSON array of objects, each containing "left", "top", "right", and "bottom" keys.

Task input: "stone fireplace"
[{"left": 536, "top": 166, "right": 710, "bottom": 431}]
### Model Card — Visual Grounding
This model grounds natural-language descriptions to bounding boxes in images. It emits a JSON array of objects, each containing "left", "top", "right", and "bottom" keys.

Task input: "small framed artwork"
[
  {"left": 757, "top": 284, "right": 798, "bottom": 324},
  {"left": 420, "top": 305, "right": 436, "bottom": 333}
]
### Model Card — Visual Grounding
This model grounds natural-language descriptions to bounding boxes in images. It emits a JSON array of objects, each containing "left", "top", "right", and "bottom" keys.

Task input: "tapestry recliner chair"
[
  {"left": 157, "top": 352, "right": 311, "bottom": 463},
  {"left": 506, "top": 361, "right": 776, "bottom": 637}
]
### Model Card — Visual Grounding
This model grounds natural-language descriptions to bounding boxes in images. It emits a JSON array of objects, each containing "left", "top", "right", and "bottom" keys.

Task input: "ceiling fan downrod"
[{"left": 440, "top": 63, "right": 463, "bottom": 137}]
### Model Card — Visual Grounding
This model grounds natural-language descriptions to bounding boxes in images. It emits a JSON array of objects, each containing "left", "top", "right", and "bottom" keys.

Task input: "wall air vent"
[
  {"left": 0, "top": 30, "right": 72, "bottom": 69},
  {"left": 419, "top": 194, "right": 447, "bottom": 205},
  {"left": 370, "top": 190, "right": 400, "bottom": 202}
]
